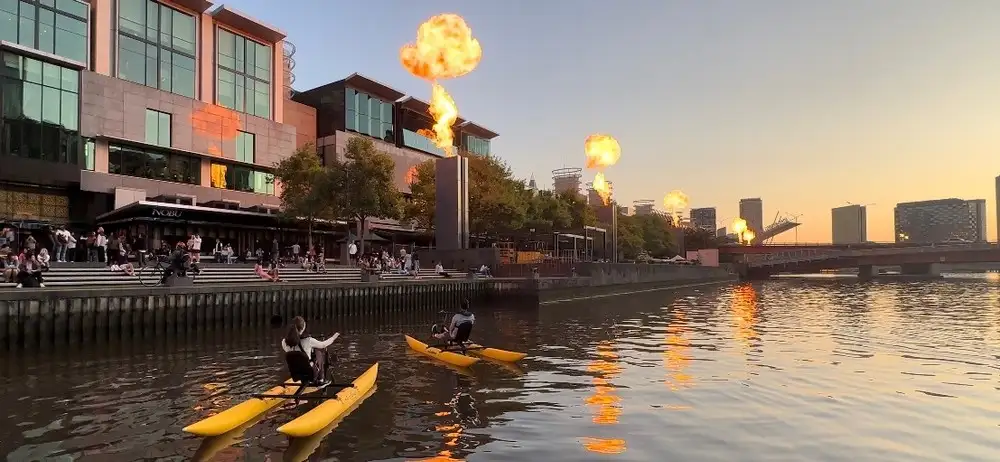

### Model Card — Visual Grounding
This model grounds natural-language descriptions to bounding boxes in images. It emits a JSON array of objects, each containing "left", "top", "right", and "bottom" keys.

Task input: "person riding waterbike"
[
  {"left": 431, "top": 300, "right": 476, "bottom": 349},
  {"left": 281, "top": 316, "right": 340, "bottom": 385}
]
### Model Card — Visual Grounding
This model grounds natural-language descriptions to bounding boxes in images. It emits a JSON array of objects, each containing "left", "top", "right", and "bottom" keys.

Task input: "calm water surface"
[{"left": 2, "top": 279, "right": 999, "bottom": 461}]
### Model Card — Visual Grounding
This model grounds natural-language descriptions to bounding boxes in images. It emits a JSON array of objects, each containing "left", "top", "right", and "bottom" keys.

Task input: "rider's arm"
[
  {"left": 311, "top": 332, "right": 340, "bottom": 349},
  {"left": 449, "top": 314, "right": 459, "bottom": 331}
]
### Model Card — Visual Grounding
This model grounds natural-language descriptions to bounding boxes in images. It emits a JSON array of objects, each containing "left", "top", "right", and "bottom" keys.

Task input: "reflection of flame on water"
[
  {"left": 580, "top": 437, "right": 627, "bottom": 455},
  {"left": 408, "top": 406, "right": 467, "bottom": 461},
  {"left": 664, "top": 311, "right": 694, "bottom": 392},
  {"left": 194, "top": 382, "right": 230, "bottom": 412},
  {"left": 581, "top": 340, "right": 626, "bottom": 454},
  {"left": 731, "top": 284, "right": 759, "bottom": 349}
]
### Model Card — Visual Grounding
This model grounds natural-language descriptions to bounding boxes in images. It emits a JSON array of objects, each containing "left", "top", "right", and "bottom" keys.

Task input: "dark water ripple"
[{"left": 1, "top": 279, "right": 999, "bottom": 460}]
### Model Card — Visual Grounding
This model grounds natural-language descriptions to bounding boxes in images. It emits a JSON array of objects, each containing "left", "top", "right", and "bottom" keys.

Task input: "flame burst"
[
  {"left": 731, "top": 218, "right": 754, "bottom": 244},
  {"left": 584, "top": 134, "right": 622, "bottom": 169},
  {"left": 401, "top": 14, "right": 482, "bottom": 157},
  {"left": 663, "top": 190, "right": 690, "bottom": 226},
  {"left": 592, "top": 172, "right": 612, "bottom": 205}
]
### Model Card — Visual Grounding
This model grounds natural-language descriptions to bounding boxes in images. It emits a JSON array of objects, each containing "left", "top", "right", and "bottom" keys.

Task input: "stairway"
[{"left": 0, "top": 263, "right": 466, "bottom": 289}]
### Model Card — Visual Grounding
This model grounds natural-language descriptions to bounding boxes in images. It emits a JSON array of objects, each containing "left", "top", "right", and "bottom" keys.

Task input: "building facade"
[
  {"left": 739, "top": 198, "right": 763, "bottom": 235},
  {"left": 2, "top": 0, "right": 321, "bottom": 253},
  {"left": 632, "top": 200, "right": 655, "bottom": 216},
  {"left": 894, "top": 198, "right": 986, "bottom": 244},
  {"left": 831, "top": 204, "right": 867, "bottom": 244},
  {"left": 290, "top": 73, "right": 498, "bottom": 202},
  {"left": 690, "top": 207, "right": 716, "bottom": 233}
]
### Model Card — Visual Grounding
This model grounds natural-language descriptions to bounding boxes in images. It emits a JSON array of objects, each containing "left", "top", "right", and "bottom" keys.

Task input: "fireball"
[
  {"left": 401, "top": 14, "right": 482, "bottom": 157},
  {"left": 592, "top": 172, "right": 612, "bottom": 205},
  {"left": 663, "top": 190, "right": 690, "bottom": 225},
  {"left": 731, "top": 218, "right": 748, "bottom": 235},
  {"left": 741, "top": 229, "right": 756, "bottom": 244},
  {"left": 584, "top": 134, "right": 621, "bottom": 169}
]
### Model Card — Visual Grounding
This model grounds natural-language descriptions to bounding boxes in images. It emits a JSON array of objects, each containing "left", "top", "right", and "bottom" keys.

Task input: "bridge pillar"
[
  {"left": 857, "top": 265, "right": 875, "bottom": 281},
  {"left": 900, "top": 263, "right": 942, "bottom": 277}
]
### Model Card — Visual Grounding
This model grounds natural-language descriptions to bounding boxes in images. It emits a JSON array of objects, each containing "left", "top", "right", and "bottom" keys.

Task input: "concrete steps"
[{"left": 0, "top": 264, "right": 465, "bottom": 288}]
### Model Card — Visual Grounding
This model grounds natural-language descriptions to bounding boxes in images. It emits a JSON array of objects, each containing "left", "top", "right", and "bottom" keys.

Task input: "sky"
[{"left": 227, "top": 0, "right": 1000, "bottom": 243}]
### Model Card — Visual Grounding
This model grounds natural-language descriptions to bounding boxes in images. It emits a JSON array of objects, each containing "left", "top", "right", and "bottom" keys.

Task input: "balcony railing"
[{"left": 401, "top": 129, "right": 448, "bottom": 157}]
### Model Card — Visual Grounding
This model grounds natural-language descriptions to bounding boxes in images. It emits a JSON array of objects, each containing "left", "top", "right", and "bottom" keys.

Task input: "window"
[
  {"left": 236, "top": 130, "right": 254, "bottom": 163},
  {"left": 108, "top": 143, "right": 200, "bottom": 184},
  {"left": 210, "top": 162, "right": 274, "bottom": 195},
  {"left": 144, "top": 108, "right": 170, "bottom": 147},
  {"left": 401, "top": 129, "right": 446, "bottom": 157},
  {"left": 117, "top": 0, "right": 196, "bottom": 98},
  {"left": 83, "top": 137, "right": 94, "bottom": 170},
  {"left": 345, "top": 88, "right": 393, "bottom": 141},
  {"left": 216, "top": 28, "right": 271, "bottom": 118},
  {"left": 0, "top": 0, "right": 88, "bottom": 64},
  {"left": 464, "top": 134, "right": 490, "bottom": 155},
  {"left": 0, "top": 51, "right": 81, "bottom": 165}
]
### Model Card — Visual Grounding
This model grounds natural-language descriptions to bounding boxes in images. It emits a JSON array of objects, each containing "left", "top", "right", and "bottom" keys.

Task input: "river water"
[{"left": 2, "top": 279, "right": 999, "bottom": 461}]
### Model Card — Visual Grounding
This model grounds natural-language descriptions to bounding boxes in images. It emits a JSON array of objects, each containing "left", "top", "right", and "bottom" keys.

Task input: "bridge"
[{"left": 734, "top": 242, "right": 998, "bottom": 279}]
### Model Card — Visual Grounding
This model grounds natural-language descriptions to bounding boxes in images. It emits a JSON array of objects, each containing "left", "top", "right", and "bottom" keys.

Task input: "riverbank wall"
[{"left": 0, "top": 265, "right": 735, "bottom": 350}]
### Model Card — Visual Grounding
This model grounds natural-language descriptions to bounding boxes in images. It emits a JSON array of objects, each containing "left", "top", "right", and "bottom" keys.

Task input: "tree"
[
  {"left": 404, "top": 154, "right": 528, "bottom": 238},
  {"left": 335, "top": 137, "right": 404, "bottom": 253},
  {"left": 684, "top": 227, "right": 719, "bottom": 251},
  {"left": 272, "top": 144, "right": 338, "bottom": 248},
  {"left": 524, "top": 190, "right": 571, "bottom": 232},
  {"left": 634, "top": 214, "right": 673, "bottom": 257},
  {"left": 558, "top": 191, "right": 597, "bottom": 229},
  {"left": 616, "top": 214, "right": 645, "bottom": 260}
]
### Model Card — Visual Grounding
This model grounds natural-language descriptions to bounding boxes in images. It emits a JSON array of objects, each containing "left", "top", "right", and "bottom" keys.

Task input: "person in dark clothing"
[{"left": 160, "top": 242, "right": 191, "bottom": 284}]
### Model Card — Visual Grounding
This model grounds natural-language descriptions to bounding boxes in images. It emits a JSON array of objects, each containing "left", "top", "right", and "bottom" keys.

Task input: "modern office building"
[
  {"left": 690, "top": 207, "right": 716, "bottom": 232},
  {"left": 739, "top": 198, "right": 764, "bottom": 235},
  {"left": 2, "top": 0, "right": 323, "bottom": 252},
  {"left": 894, "top": 198, "right": 986, "bottom": 243},
  {"left": 995, "top": 175, "right": 1000, "bottom": 242},
  {"left": 831, "top": 204, "right": 867, "bottom": 244}
]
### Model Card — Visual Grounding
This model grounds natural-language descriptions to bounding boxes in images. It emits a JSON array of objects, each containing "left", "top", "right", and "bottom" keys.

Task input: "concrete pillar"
[
  {"left": 857, "top": 265, "right": 875, "bottom": 281},
  {"left": 435, "top": 156, "right": 470, "bottom": 250}
]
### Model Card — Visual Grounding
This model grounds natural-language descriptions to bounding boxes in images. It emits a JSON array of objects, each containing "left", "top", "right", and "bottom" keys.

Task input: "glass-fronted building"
[
  {"left": 894, "top": 199, "right": 986, "bottom": 244},
  {"left": 690, "top": 207, "right": 716, "bottom": 233},
  {"left": 1, "top": 0, "right": 322, "bottom": 255}
]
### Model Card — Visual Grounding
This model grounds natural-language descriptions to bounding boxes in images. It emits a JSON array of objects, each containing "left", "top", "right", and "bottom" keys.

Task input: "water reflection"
[
  {"left": 730, "top": 283, "right": 760, "bottom": 353},
  {"left": 663, "top": 309, "right": 693, "bottom": 392},
  {"left": 581, "top": 340, "right": 626, "bottom": 455},
  {"left": 4, "top": 282, "right": 1000, "bottom": 461}
]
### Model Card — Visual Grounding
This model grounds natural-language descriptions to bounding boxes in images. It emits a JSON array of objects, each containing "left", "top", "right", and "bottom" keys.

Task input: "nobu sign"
[{"left": 151, "top": 208, "right": 183, "bottom": 218}]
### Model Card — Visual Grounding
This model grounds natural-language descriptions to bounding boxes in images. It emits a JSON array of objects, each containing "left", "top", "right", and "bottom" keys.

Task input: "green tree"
[
  {"left": 272, "top": 144, "right": 338, "bottom": 248},
  {"left": 558, "top": 191, "right": 597, "bottom": 229},
  {"left": 524, "top": 189, "right": 572, "bottom": 232},
  {"left": 403, "top": 160, "right": 436, "bottom": 229},
  {"left": 335, "top": 137, "right": 404, "bottom": 253},
  {"left": 616, "top": 214, "right": 645, "bottom": 260},
  {"left": 404, "top": 154, "right": 528, "bottom": 238},
  {"left": 684, "top": 227, "right": 719, "bottom": 251},
  {"left": 634, "top": 214, "right": 673, "bottom": 257}
]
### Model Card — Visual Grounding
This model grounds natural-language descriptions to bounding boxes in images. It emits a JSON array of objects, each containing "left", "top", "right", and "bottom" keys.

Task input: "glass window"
[
  {"left": 83, "top": 137, "right": 94, "bottom": 170},
  {"left": 236, "top": 131, "right": 254, "bottom": 163},
  {"left": 117, "top": 0, "right": 195, "bottom": 98},
  {"left": 210, "top": 162, "right": 274, "bottom": 195},
  {"left": 344, "top": 88, "right": 394, "bottom": 140},
  {"left": 217, "top": 28, "right": 272, "bottom": 119},
  {"left": 1, "top": 51, "right": 82, "bottom": 165},
  {"left": 108, "top": 143, "right": 199, "bottom": 184},
  {"left": 5, "top": 0, "right": 87, "bottom": 63},
  {"left": 144, "top": 108, "right": 170, "bottom": 147}
]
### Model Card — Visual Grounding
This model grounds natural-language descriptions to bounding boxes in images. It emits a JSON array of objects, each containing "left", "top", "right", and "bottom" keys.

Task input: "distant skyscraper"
[
  {"left": 527, "top": 174, "right": 538, "bottom": 196},
  {"left": 739, "top": 198, "right": 764, "bottom": 235},
  {"left": 690, "top": 207, "right": 717, "bottom": 232},
  {"left": 552, "top": 168, "right": 582, "bottom": 196},
  {"left": 632, "top": 200, "right": 655, "bottom": 216},
  {"left": 995, "top": 176, "right": 1000, "bottom": 242},
  {"left": 831, "top": 205, "right": 867, "bottom": 244},
  {"left": 894, "top": 198, "right": 986, "bottom": 243}
]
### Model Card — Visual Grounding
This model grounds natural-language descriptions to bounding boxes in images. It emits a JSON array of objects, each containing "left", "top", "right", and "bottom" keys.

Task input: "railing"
[{"left": 745, "top": 242, "right": 994, "bottom": 267}]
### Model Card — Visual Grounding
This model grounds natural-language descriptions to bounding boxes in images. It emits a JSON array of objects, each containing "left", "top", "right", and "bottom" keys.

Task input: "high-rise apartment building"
[
  {"left": 690, "top": 207, "right": 716, "bottom": 232},
  {"left": 894, "top": 199, "right": 986, "bottom": 243},
  {"left": 739, "top": 198, "right": 764, "bottom": 234},
  {"left": 632, "top": 200, "right": 655, "bottom": 216},
  {"left": 831, "top": 204, "right": 867, "bottom": 244}
]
